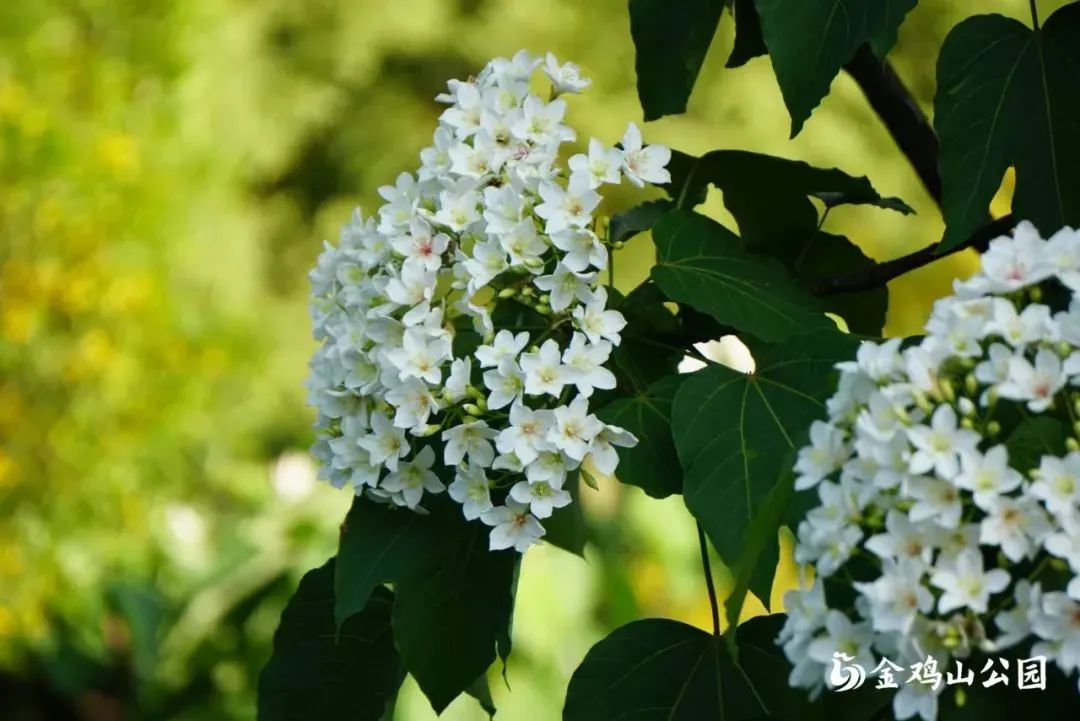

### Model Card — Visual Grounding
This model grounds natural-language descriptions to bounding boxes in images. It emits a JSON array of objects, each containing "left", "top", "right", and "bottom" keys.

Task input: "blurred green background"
[{"left": 0, "top": 0, "right": 1055, "bottom": 719}]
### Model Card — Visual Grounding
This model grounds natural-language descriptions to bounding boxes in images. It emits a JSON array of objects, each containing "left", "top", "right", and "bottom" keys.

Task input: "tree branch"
[
  {"left": 814, "top": 214, "right": 1016, "bottom": 296},
  {"left": 697, "top": 522, "right": 721, "bottom": 638},
  {"left": 844, "top": 46, "right": 942, "bottom": 207}
]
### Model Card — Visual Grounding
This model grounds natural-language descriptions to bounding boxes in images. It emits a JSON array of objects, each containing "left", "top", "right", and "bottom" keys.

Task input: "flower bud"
[
  {"left": 463, "top": 403, "right": 483, "bottom": 416},
  {"left": 415, "top": 424, "right": 441, "bottom": 437},
  {"left": 940, "top": 379, "right": 956, "bottom": 403},
  {"left": 961, "top": 417, "right": 975, "bottom": 430},
  {"left": 538, "top": 293, "right": 551, "bottom": 305},
  {"left": 524, "top": 256, "right": 545, "bottom": 269},
  {"left": 498, "top": 287, "right": 518, "bottom": 299},
  {"left": 466, "top": 385, "right": 485, "bottom": 401},
  {"left": 958, "top": 397, "right": 976, "bottom": 417},
  {"left": 1029, "top": 286, "right": 1043, "bottom": 303},
  {"left": 1068, "top": 437, "right": 1080, "bottom": 453},
  {"left": 964, "top": 373, "right": 978, "bottom": 397},
  {"left": 613, "top": 240, "right": 626, "bottom": 250},
  {"left": 986, "top": 420, "right": 1001, "bottom": 437}
]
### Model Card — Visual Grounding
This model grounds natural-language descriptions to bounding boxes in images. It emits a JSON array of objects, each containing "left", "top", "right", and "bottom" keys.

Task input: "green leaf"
[
  {"left": 466, "top": 674, "right": 497, "bottom": 719},
  {"left": 664, "top": 149, "right": 911, "bottom": 243},
  {"left": 1006, "top": 416, "right": 1066, "bottom": 473},
  {"left": 722, "top": 462, "right": 795, "bottom": 654},
  {"left": 609, "top": 199, "right": 674, "bottom": 244},
  {"left": 543, "top": 470, "right": 589, "bottom": 556},
  {"left": 597, "top": 374, "right": 685, "bottom": 498},
  {"left": 564, "top": 614, "right": 881, "bottom": 721},
  {"left": 936, "top": 7, "right": 1080, "bottom": 250},
  {"left": 790, "top": 230, "right": 889, "bottom": 335},
  {"left": 607, "top": 282, "right": 684, "bottom": 393},
  {"left": 334, "top": 497, "right": 444, "bottom": 631},
  {"left": 754, "top": 0, "right": 916, "bottom": 135},
  {"left": 259, "top": 561, "right": 404, "bottom": 721},
  {"left": 673, "top": 331, "right": 857, "bottom": 601},
  {"left": 628, "top": 0, "right": 726, "bottom": 120},
  {"left": 651, "top": 209, "right": 831, "bottom": 343},
  {"left": 727, "top": 0, "right": 767, "bottom": 68},
  {"left": 393, "top": 524, "right": 518, "bottom": 714}
]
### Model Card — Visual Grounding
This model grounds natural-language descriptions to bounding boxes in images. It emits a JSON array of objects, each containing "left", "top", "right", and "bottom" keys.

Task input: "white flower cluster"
[
  {"left": 780, "top": 222, "right": 1080, "bottom": 720},
  {"left": 306, "top": 51, "right": 671, "bottom": 553}
]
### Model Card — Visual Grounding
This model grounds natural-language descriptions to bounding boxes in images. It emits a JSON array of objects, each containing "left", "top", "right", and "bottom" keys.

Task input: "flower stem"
[
  {"left": 697, "top": 522, "right": 722, "bottom": 637},
  {"left": 1029, "top": 0, "right": 1041, "bottom": 31}
]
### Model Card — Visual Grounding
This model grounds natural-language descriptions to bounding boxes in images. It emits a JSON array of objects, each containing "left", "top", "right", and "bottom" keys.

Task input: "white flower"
[
  {"left": 568, "top": 138, "right": 621, "bottom": 189},
  {"left": 930, "top": 549, "right": 1010, "bottom": 614},
  {"left": 864, "top": 511, "right": 935, "bottom": 564},
  {"left": 906, "top": 477, "right": 963, "bottom": 529},
  {"left": 384, "top": 378, "right": 439, "bottom": 430},
  {"left": 380, "top": 446, "right": 444, "bottom": 509},
  {"left": 482, "top": 358, "right": 526, "bottom": 410},
  {"left": 496, "top": 402, "right": 555, "bottom": 465},
  {"left": 548, "top": 396, "right": 604, "bottom": 461},
  {"left": 550, "top": 228, "right": 606, "bottom": 273},
  {"left": 561, "top": 333, "right": 616, "bottom": 398},
  {"left": 905, "top": 404, "right": 978, "bottom": 479},
  {"left": 307, "top": 51, "right": 665, "bottom": 555},
  {"left": 587, "top": 423, "right": 638, "bottom": 476},
  {"left": 520, "top": 339, "right": 571, "bottom": 396},
  {"left": 443, "top": 358, "right": 471, "bottom": 403},
  {"left": 806, "top": 610, "right": 875, "bottom": 673},
  {"left": 499, "top": 219, "right": 549, "bottom": 268},
  {"left": 619, "top": 122, "right": 671, "bottom": 187},
  {"left": 572, "top": 287, "right": 626, "bottom": 344},
  {"left": 448, "top": 462, "right": 494, "bottom": 520},
  {"left": 534, "top": 176, "right": 600, "bottom": 234},
  {"left": 1032, "top": 453, "right": 1080, "bottom": 515},
  {"left": 543, "top": 52, "right": 591, "bottom": 95},
  {"left": 997, "top": 347, "right": 1066, "bottom": 412},
  {"left": 534, "top": 263, "right": 596, "bottom": 312},
  {"left": 1031, "top": 592, "right": 1080, "bottom": 672},
  {"left": 795, "top": 421, "right": 849, "bottom": 490},
  {"left": 386, "top": 328, "right": 450, "bottom": 384},
  {"left": 954, "top": 445, "right": 1023, "bottom": 510},
  {"left": 509, "top": 478, "right": 572, "bottom": 519},
  {"left": 442, "top": 420, "right": 497, "bottom": 467},
  {"left": 980, "top": 494, "right": 1051, "bottom": 561},
  {"left": 892, "top": 682, "right": 940, "bottom": 721},
  {"left": 476, "top": 330, "right": 530, "bottom": 368},
  {"left": 854, "top": 558, "right": 933, "bottom": 633},
  {"left": 358, "top": 411, "right": 409, "bottom": 471},
  {"left": 482, "top": 500, "right": 546, "bottom": 552}
]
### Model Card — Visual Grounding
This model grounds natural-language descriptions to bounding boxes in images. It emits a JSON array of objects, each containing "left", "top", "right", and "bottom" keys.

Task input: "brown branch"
[
  {"left": 844, "top": 46, "right": 943, "bottom": 207},
  {"left": 814, "top": 214, "right": 1017, "bottom": 296}
]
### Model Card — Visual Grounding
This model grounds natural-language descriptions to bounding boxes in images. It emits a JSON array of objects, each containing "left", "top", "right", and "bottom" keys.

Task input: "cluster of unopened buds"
[
  {"left": 781, "top": 222, "right": 1080, "bottom": 720},
  {"left": 306, "top": 51, "right": 671, "bottom": 552}
]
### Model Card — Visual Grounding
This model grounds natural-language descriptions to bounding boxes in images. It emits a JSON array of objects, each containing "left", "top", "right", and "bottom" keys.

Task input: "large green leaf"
[
  {"left": 609, "top": 199, "right": 674, "bottom": 244},
  {"left": 726, "top": 0, "right": 767, "bottom": 68},
  {"left": 936, "top": 6, "right": 1080, "bottom": 250},
  {"left": 335, "top": 498, "right": 444, "bottom": 631},
  {"left": 754, "top": 0, "right": 916, "bottom": 135},
  {"left": 792, "top": 230, "right": 889, "bottom": 335},
  {"left": 628, "top": 0, "right": 726, "bottom": 120},
  {"left": 673, "top": 332, "right": 857, "bottom": 601},
  {"left": 661, "top": 151, "right": 898, "bottom": 334},
  {"left": 664, "top": 149, "right": 911, "bottom": 242},
  {"left": 597, "top": 374, "right": 685, "bottom": 498},
  {"left": 564, "top": 614, "right": 882, "bottom": 721},
  {"left": 392, "top": 524, "right": 518, "bottom": 714},
  {"left": 651, "top": 210, "right": 831, "bottom": 343},
  {"left": 258, "top": 561, "right": 404, "bottom": 721},
  {"left": 607, "top": 282, "right": 684, "bottom": 394}
]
